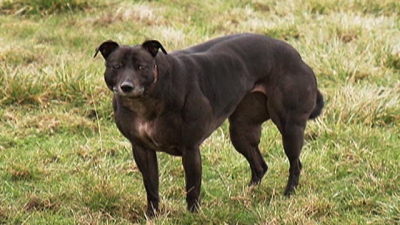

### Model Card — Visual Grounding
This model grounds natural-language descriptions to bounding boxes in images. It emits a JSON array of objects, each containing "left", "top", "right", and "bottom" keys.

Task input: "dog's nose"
[{"left": 120, "top": 81, "right": 134, "bottom": 93}]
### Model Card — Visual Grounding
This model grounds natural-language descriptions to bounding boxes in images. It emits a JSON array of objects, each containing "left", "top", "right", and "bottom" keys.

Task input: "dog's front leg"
[
  {"left": 132, "top": 145, "right": 159, "bottom": 216},
  {"left": 182, "top": 146, "right": 202, "bottom": 212}
]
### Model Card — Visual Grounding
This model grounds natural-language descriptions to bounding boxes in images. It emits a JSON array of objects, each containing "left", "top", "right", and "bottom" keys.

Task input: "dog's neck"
[{"left": 116, "top": 94, "right": 163, "bottom": 120}]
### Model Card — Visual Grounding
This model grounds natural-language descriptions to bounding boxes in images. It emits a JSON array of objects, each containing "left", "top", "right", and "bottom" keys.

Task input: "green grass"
[
  {"left": 0, "top": 0, "right": 95, "bottom": 16},
  {"left": 1, "top": 0, "right": 399, "bottom": 224}
]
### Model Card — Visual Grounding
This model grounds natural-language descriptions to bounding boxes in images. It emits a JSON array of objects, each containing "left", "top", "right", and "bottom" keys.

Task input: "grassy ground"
[{"left": 0, "top": 0, "right": 399, "bottom": 224}]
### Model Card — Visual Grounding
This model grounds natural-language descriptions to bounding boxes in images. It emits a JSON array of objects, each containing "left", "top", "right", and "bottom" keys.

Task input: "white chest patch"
[
  {"left": 135, "top": 120, "right": 160, "bottom": 148},
  {"left": 137, "top": 121, "right": 151, "bottom": 136}
]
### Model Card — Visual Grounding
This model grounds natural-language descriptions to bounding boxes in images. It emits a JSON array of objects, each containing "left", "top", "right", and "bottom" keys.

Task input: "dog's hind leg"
[
  {"left": 268, "top": 102, "right": 308, "bottom": 195},
  {"left": 229, "top": 92, "right": 269, "bottom": 185},
  {"left": 282, "top": 115, "right": 307, "bottom": 195}
]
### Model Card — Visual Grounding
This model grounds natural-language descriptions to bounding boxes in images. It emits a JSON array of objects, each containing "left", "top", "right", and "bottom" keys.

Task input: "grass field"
[{"left": 0, "top": 0, "right": 399, "bottom": 224}]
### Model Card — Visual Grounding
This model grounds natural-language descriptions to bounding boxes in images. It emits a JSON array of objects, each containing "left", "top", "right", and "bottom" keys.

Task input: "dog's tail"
[{"left": 309, "top": 90, "right": 324, "bottom": 120}]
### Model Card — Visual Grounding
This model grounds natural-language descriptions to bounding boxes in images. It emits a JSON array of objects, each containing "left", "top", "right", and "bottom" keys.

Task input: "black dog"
[{"left": 95, "top": 33, "right": 323, "bottom": 215}]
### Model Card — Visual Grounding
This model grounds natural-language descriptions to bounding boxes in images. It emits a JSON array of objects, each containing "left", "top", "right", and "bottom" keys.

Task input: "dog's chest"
[
  {"left": 134, "top": 119, "right": 160, "bottom": 148},
  {"left": 115, "top": 97, "right": 183, "bottom": 154},
  {"left": 128, "top": 117, "right": 184, "bottom": 155}
]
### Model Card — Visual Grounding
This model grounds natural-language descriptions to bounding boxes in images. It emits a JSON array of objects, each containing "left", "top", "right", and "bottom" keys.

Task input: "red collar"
[{"left": 148, "top": 64, "right": 159, "bottom": 94}]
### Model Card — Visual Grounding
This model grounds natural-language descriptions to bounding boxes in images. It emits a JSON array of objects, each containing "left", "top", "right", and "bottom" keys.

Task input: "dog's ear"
[
  {"left": 142, "top": 40, "right": 168, "bottom": 57},
  {"left": 94, "top": 40, "right": 119, "bottom": 59}
]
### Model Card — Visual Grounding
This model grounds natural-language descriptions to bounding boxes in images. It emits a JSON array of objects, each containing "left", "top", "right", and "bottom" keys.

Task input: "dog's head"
[{"left": 94, "top": 40, "right": 167, "bottom": 98}]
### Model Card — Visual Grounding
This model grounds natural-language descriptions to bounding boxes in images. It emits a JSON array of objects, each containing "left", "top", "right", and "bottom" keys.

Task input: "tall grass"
[{"left": 0, "top": 0, "right": 95, "bottom": 16}]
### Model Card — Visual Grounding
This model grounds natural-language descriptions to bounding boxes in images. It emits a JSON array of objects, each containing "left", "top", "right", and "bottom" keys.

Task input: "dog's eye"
[
  {"left": 112, "top": 64, "right": 121, "bottom": 70},
  {"left": 138, "top": 65, "right": 147, "bottom": 71}
]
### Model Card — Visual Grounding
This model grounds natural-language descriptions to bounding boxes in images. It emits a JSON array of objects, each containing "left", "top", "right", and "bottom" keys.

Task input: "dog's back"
[{"left": 166, "top": 33, "right": 320, "bottom": 122}]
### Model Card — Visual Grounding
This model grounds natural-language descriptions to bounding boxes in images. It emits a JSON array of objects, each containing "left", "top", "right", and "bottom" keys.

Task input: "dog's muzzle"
[{"left": 113, "top": 81, "right": 145, "bottom": 97}]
